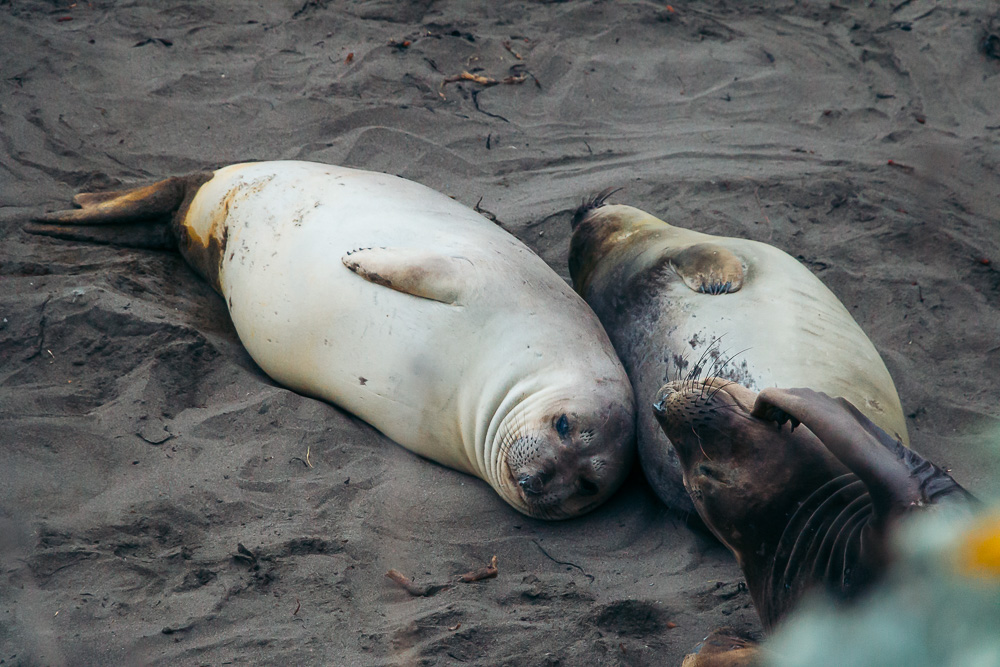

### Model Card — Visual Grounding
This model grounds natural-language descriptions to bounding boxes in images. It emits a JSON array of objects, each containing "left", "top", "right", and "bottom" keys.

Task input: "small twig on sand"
[
  {"left": 502, "top": 40, "right": 523, "bottom": 60},
  {"left": 474, "top": 196, "right": 506, "bottom": 229},
  {"left": 887, "top": 159, "right": 915, "bottom": 173},
  {"left": 532, "top": 540, "right": 594, "bottom": 582},
  {"left": 442, "top": 71, "right": 527, "bottom": 88},
  {"left": 386, "top": 569, "right": 451, "bottom": 597},
  {"left": 456, "top": 555, "right": 498, "bottom": 583},
  {"left": 754, "top": 186, "right": 774, "bottom": 242},
  {"left": 387, "top": 555, "right": 497, "bottom": 596}
]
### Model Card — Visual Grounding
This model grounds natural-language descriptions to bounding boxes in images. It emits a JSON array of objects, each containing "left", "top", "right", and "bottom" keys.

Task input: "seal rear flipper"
[
  {"left": 24, "top": 220, "right": 176, "bottom": 250},
  {"left": 751, "top": 388, "right": 921, "bottom": 517},
  {"left": 33, "top": 177, "right": 190, "bottom": 225},
  {"left": 27, "top": 173, "right": 214, "bottom": 249},
  {"left": 669, "top": 243, "right": 744, "bottom": 295},
  {"left": 342, "top": 247, "right": 472, "bottom": 305},
  {"left": 681, "top": 627, "right": 762, "bottom": 667}
]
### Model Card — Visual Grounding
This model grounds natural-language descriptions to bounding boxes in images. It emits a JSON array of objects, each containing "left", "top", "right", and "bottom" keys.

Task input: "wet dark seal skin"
[{"left": 652, "top": 378, "right": 975, "bottom": 632}]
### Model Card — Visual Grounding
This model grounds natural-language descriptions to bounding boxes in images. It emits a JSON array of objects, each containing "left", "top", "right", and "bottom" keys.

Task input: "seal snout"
[
  {"left": 652, "top": 381, "right": 684, "bottom": 419},
  {"left": 652, "top": 384, "right": 679, "bottom": 416},
  {"left": 517, "top": 470, "right": 551, "bottom": 496}
]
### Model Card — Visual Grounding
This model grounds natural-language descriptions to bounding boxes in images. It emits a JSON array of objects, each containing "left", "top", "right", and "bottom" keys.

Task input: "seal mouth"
[
  {"left": 500, "top": 438, "right": 609, "bottom": 521},
  {"left": 502, "top": 449, "right": 559, "bottom": 518},
  {"left": 653, "top": 377, "right": 754, "bottom": 420},
  {"left": 505, "top": 465, "right": 575, "bottom": 520},
  {"left": 652, "top": 377, "right": 759, "bottom": 466}
]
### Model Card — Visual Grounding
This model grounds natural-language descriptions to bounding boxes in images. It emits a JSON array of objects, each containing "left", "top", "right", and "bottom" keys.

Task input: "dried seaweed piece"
[
  {"left": 442, "top": 71, "right": 527, "bottom": 88},
  {"left": 385, "top": 569, "right": 451, "bottom": 597},
  {"left": 501, "top": 40, "right": 523, "bottom": 60},
  {"left": 456, "top": 555, "right": 498, "bottom": 582}
]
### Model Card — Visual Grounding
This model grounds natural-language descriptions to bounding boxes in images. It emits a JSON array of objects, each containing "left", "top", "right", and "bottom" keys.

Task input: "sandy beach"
[{"left": 2, "top": 1, "right": 998, "bottom": 664}]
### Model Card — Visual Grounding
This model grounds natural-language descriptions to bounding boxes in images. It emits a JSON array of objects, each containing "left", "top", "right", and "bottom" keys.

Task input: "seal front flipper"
[
  {"left": 342, "top": 247, "right": 473, "bottom": 305},
  {"left": 669, "top": 243, "right": 744, "bottom": 295},
  {"left": 681, "top": 627, "right": 763, "bottom": 667},
  {"left": 751, "top": 387, "right": 921, "bottom": 515}
]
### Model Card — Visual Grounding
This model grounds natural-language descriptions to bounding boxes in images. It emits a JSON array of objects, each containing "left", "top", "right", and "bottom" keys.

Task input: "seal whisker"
[
  {"left": 688, "top": 340, "right": 720, "bottom": 386},
  {"left": 703, "top": 334, "right": 728, "bottom": 369},
  {"left": 703, "top": 341, "right": 745, "bottom": 385},
  {"left": 691, "top": 425, "right": 712, "bottom": 462},
  {"left": 714, "top": 347, "right": 752, "bottom": 382},
  {"left": 702, "top": 342, "right": 731, "bottom": 383},
  {"left": 707, "top": 379, "right": 740, "bottom": 403}
]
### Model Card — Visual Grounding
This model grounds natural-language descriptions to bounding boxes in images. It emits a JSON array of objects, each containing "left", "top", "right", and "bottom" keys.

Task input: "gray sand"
[{"left": 2, "top": 2, "right": 998, "bottom": 665}]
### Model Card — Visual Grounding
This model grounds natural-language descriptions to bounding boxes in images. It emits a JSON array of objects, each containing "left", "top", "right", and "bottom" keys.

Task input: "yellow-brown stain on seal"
[
  {"left": 569, "top": 206, "right": 661, "bottom": 297},
  {"left": 174, "top": 172, "right": 278, "bottom": 296},
  {"left": 170, "top": 172, "right": 225, "bottom": 294}
]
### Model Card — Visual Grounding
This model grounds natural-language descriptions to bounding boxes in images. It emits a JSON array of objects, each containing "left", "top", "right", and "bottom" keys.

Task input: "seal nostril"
[{"left": 518, "top": 471, "right": 549, "bottom": 496}]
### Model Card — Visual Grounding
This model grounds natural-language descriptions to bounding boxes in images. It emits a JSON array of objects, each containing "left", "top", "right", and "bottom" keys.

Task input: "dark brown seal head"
[{"left": 652, "top": 378, "right": 975, "bottom": 631}]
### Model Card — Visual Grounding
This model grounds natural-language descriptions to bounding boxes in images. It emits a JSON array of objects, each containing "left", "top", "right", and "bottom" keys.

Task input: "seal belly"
[{"left": 181, "top": 162, "right": 511, "bottom": 474}]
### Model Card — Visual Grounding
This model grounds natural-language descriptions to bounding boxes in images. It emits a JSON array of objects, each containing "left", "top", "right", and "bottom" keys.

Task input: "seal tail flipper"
[
  {"left": 26, "top": 173, "right": 214, "bottom": 250},
  {"left": 750, "top": 387, "right": 921, "bottom": 518},
  {"left": 24, "top": 220, "right": 176, "bottom": 250},
  {"left": 33, "top": 178, "right": 188, "bottom": 226},
  {"left": 342, "top": 247, "right": 471, "bottom": 305},
  {"left": 681, "top": 627, "right": 762, "bottom": 667}
]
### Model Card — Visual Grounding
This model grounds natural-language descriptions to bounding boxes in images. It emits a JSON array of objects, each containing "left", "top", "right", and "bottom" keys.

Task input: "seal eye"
[
  {"left": 578, "top": 478, "right": 599, "bottom": 497},
  {"left": 556, "top": 414, "right": 570, "bottom": 438}
]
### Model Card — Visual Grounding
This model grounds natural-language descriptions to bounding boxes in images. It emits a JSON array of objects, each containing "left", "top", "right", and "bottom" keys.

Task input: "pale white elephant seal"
[
  {"left": 29, "top": 161, "right": 636, "bottom": 519},
  {"left": 568, "top": 192, "right": 906, "bottom": 512}
]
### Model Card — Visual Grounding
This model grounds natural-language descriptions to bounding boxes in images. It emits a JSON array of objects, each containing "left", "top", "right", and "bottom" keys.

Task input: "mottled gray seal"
[
  {"left": 569, "top": 194, "right": 907, "bottom": 512},
  {"left": 653, "top": 379, "right": 974, "bottom": 630},
  {"left": 29, "top": 161, "right": 636, "bottom": 519}
]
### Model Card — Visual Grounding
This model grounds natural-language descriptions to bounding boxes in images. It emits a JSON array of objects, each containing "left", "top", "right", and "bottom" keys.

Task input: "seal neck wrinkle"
[
  {"left": 477, "top": 376, "right": 559, "bottom": 501},
  {"left": 757, "top": 473, "right": 877, "bottom": 632}
]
